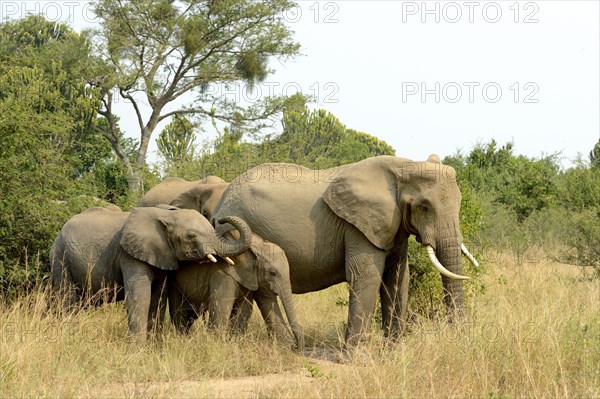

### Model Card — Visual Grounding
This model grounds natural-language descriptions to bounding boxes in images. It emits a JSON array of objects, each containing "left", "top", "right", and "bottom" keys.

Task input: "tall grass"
[{"left": 1, "top": 254, "right": 598, "bottom": 398}]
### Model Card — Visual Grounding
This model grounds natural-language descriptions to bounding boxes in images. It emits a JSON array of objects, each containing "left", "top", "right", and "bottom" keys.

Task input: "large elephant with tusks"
[{"left": 212, "top": 155, "right": 478, "bottom": 345}]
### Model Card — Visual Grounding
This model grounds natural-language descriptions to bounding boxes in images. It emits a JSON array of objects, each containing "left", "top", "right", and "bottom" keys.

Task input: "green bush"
[{"left": 556, "top": 207, "right": 600, "bottom": 277}]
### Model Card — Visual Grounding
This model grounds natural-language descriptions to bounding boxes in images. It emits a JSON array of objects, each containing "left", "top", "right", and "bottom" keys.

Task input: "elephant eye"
[
  {"left": 418, "top": 204, "right": 429, "bottom": 212},
  {"left": 269, "top": 270, "right": 278, "bottom": 277},
  {"left": 187, "top": 232, "right": 197, "bottom": 241}
]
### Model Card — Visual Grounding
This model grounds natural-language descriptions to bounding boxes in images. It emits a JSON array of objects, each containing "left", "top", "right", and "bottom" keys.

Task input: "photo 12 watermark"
[
  {"left": 200, "top": 81, "right": 340, "bottom": 105},
  {"left": 282, "top": 1, "right": 340, "bottom": 24},
  {"left": 401, "top": 1, "right": 539, "bottom": 24},
  {"left": 0, "top": 1, "right": 97, "bottom": 24},
  {"left": 402, "top": 82, "right": 540, "bottom": 104}
]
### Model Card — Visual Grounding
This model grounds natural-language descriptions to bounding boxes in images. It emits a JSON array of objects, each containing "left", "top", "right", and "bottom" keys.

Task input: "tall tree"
[
  {"left": 0, "top": 17, "right": 121, "bottom": 290},
  {"left": 195, "top": 105, "right": 397, "bottom": 179},
  {"left": 590, "top": 139, "right": 600, "bottom": 169},
  {"left": 157, "top": 115, "right": 197, "bottom": 165},
  {"left": 263, "top": 106, "right": 396, "bottom": 168},
  {"left": 90, "top": 0, "right": 301, "bottom": 193},
  {"left": 0, "top": 16, "right": 111, "bottom": 176}
]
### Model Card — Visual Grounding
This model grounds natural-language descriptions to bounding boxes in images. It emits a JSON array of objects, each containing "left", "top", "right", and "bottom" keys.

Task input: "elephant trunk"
[
  {"left": 213, "top": 216, "right": 252, "bottom": 258},
  {"left": 436, "top": 227, "right": 465, "bottom": 320},
  {"left": 280, "top": 291, "right": 304, "bottom": 352}
]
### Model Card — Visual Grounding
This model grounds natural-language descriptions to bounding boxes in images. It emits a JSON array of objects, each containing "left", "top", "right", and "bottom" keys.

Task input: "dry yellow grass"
[{"left": 1, "top": 253, "right": 598, "bottom": 398}]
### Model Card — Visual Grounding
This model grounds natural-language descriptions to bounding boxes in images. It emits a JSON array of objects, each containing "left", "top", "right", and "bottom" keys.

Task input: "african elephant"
[
  {"left": 148, "top": 178, "right": 307, "bottom": 337},
  {"left": 212, "top": 155, "right": 479, "bottom": 345},
  {"left": 169, "top": 233, "right": 304, "bottom": 351},
  {"left": 140, "top": 176, "right": 228, "bottom": 218},
  {"left": 50, "top": 206, "right": 252, "bottom": 338}
]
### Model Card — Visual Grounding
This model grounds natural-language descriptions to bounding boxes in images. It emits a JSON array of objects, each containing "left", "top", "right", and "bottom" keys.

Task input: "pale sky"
[
  {"left": 271, "top": 1, "right": 600, "bottom": 166},
  {"left": 4, "top": 0, "right": 598, "bottom": 167}
]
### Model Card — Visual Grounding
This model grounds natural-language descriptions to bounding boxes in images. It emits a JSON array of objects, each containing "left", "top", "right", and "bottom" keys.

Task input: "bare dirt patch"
[
  {"left": 88, "top": 348, "right": 350, "bottom": 398},
  {"left": 90, "top": 372, "right": 309, "bottom": 398}
]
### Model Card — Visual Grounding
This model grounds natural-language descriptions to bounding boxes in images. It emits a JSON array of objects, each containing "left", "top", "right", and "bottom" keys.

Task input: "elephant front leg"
[
  {"left": 344, "top": 240, "right": 387, "bottom": 347},
  {"left": 207, "top": 274, "right": 240, "bottom": 331},
  {"left": 122, "top": 261, "right": 154, "bottom": 340},
  {"left": 381, "top": 239, "right": 409, "bottom": 338}
]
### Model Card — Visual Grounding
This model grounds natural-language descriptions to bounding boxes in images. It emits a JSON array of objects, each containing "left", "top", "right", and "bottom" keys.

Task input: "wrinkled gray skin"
[
  {"left": 143, "top": 177, "right": 301, "bottom": 341},
  {"left": 169, "top": 234, "right": 303, "bottom": 351},
  {"left": 50, "top": 206, "right": 252, "bottom": 339},
  {"left": 213, "top": 155, "right": 468, "bottom": 345},
  {"left": 141, "top": 176, "right": 255, "bottom": 332},
  {"left": 140, "top": 176, "right": 228, "bottom": 219}
]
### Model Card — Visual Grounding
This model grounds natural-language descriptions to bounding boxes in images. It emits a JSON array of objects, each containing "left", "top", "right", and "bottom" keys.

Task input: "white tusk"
[
  {"left": 461, "top": 244, "right": 479, "bottom": 268},
  {"left": 207, "top": 254, "right": 218, "bottom": 263},
  {"left": 426, "top": 246, "right": 470, "bottom": 280},
  {"left": 223, "top": 256, "right": 235, "bottom": 266}
]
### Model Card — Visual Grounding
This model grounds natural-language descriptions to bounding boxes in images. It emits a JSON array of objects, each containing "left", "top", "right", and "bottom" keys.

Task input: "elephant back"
[
  {"left": 51, "top": 208, "right": 129, "bottom": 292},
  {"left": 139, "top": 177, "right": 194, "bottom": 207},
  {"left": 140, "top": 176, "right": 228, "bottom": 207}
]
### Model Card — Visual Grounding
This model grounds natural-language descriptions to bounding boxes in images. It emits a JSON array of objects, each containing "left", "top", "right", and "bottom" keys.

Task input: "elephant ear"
[
  {"left": 221, "top": 255, "right": 258, "bottom": 291},
  {"left": 120, "top": 208, "right": 179, "bottom": 270},
  {"left": 155, "top": 204, "right": 179, "bottom": 211},
  {"left": 220, "top": 232, "right": 258, "bottom": 291},
  {"left": 171, "top": 187, "right": 203, "bottom": 211},
  {"left": 323, "top": 157, "right": 402, "bottom": 251},
  {"left": 171, "top": 183, "right": 228, "bottom": 218}
]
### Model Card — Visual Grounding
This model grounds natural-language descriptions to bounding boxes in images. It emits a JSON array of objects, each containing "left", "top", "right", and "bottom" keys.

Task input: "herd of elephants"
[{"left": 50, "top": 155, "right": 479, "bottom": 350}]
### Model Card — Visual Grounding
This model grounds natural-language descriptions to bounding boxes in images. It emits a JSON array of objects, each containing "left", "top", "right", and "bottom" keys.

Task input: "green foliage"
[
  {"left": 562, "top": 208, "right": 600, "bottom": 276},
  {"left": 590, "top": 139, "right": 600, "bottom": 169},
  {"left": 0, "top": 17, "right": 130, "bottom": 297},
  {"left": 157, "top": 116, "right": 197, "bottom": 165},
  {"left": 0, "top": 65, "right": 99, "bottom": 296},
  {"left": 446, "top": 140, "right": 560, "bottom": 222},
  {"left": 268, "top": 107, "right": 396, "bottom": 168},
  {"left": 303, "top": 361, "right": 324, "bottom": 378},
  {"left": 447, "top": 139, "right": 600, "bottom": 277},
  {"left": 557, "top": 161, "right": 600, "bottom": 211},
  {"left": 194, "top": 105, "right": 396, "bottom": 180},
  {"left": 91, "top": 0, "right": 302, "bottom": 192}
]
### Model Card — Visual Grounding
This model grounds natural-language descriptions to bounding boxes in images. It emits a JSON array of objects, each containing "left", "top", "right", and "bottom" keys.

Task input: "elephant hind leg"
[
  {"left": 148, "top": 270, "right": 168, "bottom": 334},
  {"left": 168, "top": 279, "right": 198, "bottom": 334},
  {"left": 50, "top": 250, "right": 81, "bottom": 312},
  {"left": 380, "top": 254, "right": 409, "bottom": 339}
]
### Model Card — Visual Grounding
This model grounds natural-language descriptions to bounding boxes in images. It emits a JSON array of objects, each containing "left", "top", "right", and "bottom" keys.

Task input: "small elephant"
[
  {"left": 141, "top": 177, "right": 296, "bottom": 338},
  {"left": 169, "top": 234, "right": 303, "bottom": 351},
  {"left": 50, "top": 206, "right": 252, "bottom": 338}
]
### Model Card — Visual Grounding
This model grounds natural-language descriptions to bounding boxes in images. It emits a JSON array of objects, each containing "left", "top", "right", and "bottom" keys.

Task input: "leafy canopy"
[{"left": 91, "top": 0, "right": 302, "bottom": 191}]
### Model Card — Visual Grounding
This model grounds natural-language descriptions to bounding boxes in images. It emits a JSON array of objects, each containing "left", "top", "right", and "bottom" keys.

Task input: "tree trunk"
[{"left": 126, "top": 163, "right": 146, "bottom": 198}]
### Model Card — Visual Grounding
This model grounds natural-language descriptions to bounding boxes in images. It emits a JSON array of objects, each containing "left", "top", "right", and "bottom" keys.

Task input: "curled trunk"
[{"left": 213, "top": 216, "right": 252, "bottom": 258}]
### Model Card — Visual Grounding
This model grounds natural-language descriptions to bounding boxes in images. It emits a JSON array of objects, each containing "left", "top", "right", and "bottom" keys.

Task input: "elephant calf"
[
  {"left": 169, "top": 234, "right": 303, "bottom": 351},
  {"left": 50, "top": 206, "right": 252, "bottom": 339}
]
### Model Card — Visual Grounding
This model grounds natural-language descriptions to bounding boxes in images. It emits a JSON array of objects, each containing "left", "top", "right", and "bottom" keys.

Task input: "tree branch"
[
  {"left": 118, "top": 88, "right": 145, "bottom": 131},
  {"left": 97, "top": 92, "right": 131, "bottom": 169}
]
